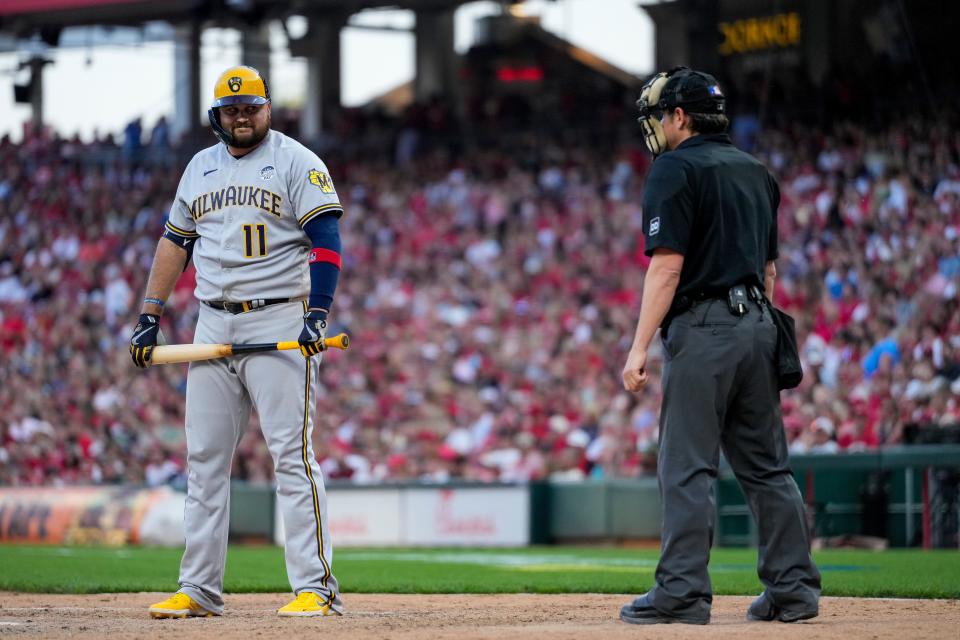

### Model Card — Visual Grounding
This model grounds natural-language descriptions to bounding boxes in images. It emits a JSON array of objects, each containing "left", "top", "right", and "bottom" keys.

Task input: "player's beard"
[{"left": 230, "top": 114, "right": 270, "bottom": 149}]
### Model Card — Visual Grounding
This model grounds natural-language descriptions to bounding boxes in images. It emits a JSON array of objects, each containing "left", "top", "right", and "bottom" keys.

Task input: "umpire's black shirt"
[{"left": 642, "top": 133, "right": 779, "bottom": 300}]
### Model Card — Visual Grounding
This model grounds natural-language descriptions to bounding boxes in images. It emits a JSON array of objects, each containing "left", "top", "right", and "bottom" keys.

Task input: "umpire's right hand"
[{"left": 130, "top": 313, "right": 162, "bottom": 368}]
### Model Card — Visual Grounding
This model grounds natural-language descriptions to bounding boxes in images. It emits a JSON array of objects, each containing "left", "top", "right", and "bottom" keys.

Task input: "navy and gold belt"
[{"left": 202, "top": 298, "right": 294, "bottom": 314}]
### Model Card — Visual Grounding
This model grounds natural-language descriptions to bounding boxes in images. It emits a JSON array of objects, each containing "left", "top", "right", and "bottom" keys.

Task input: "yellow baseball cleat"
[
  {"left": 148, "top": 593, "right": 215, "bottom": 619},
  {"left": 277, "top": 592, "right": 341, "bottom": 617}
]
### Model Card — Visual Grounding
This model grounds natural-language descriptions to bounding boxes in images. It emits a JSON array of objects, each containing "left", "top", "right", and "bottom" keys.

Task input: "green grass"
[{"left": 1, "top": 545, "right": 958, "bottom": 599}]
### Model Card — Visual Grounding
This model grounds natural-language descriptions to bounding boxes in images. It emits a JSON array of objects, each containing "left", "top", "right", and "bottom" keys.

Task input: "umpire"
[{"left": 619, "top": 67, "right": 821, "bottom": 625}]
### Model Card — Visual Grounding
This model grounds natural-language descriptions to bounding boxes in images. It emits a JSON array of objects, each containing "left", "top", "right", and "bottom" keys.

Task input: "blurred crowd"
[{"left": 1, "top": 108, "right": 959, "bottom": 488}]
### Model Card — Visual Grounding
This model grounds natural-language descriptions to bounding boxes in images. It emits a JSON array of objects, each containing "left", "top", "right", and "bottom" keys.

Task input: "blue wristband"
[{"left": 144, "top": 297, "right": 166, "bottom": 308}]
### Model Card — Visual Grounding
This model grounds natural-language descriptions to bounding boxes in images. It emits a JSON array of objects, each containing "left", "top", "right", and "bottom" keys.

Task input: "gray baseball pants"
[
  {"left": 648, "top": 299, "right": 821, "bottom": 619},
  {"left": 176, "top": 301, "right": 342, "bottom": 614}
]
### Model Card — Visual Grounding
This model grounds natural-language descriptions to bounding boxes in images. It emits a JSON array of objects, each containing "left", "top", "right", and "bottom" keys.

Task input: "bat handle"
[{"left": 276, "top": 333, "right": 350, "bottom": 351}]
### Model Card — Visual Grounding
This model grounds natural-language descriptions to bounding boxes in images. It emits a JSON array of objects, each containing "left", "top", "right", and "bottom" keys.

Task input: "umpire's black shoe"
[
  {"left": 619, "top": 593, "right": 709, "bottom": 625},
  {"left": 747, "top": 591, "right": 818, "bottom": 623}
]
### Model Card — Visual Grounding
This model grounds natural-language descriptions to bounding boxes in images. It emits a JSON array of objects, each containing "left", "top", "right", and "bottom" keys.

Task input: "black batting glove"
[
  {"left": 299, "top": 308, "right": 328, "bottom": 358},
  {"left": 130, "top": 313, "right": 162, "bottom": 368}
]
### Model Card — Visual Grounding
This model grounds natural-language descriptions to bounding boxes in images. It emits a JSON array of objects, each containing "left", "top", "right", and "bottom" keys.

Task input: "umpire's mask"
[{"left": 636, "top": 66, "right": 725, "bottom": 155}]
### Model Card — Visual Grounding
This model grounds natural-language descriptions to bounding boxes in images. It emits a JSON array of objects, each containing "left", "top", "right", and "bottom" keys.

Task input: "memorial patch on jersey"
[
  {"left": 260, "top": 165, "right": 275, "bottom": 180},
  {"left": 189, "top": 185, "right": 283, "bottom": 220},
  {"left": 308, "top": 169, "right": 334, "bottom": 194}
]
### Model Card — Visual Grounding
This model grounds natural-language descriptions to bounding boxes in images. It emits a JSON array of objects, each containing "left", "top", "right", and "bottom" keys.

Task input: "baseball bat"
[{"left": 150, "top": 333, "right": 350, "bottom": 365}]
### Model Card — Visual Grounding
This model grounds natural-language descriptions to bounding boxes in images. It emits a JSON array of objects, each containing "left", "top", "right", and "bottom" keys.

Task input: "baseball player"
[{"left": 130, "top": 66, "right": 345, "bottom": 618}]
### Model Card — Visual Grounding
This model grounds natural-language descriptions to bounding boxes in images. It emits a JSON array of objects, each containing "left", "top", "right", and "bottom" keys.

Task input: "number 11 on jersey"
[{"left": 242, "top": 223, "right": 267, "bottom": 258}]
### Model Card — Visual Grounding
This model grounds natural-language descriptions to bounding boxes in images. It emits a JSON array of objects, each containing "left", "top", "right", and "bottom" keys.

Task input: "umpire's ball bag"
[{"left": 771, "top": 306, "right": 803, "bottom": 390}]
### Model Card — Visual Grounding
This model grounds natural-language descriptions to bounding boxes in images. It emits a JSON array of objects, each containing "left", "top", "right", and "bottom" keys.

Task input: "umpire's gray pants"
[{"left": 649, "top": 300, "right": 820, "bottom": 619}]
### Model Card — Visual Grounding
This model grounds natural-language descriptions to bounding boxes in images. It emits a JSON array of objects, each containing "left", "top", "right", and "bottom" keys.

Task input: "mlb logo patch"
[{"left": 649, "top": 217, "right": 661, "bottom": 236}]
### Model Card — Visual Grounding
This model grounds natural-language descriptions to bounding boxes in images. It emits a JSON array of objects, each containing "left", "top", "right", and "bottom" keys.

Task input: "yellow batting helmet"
[
  {"left": 211, "top": 65, "right": 270, "bottom": 108},
  {"left": 208, "top": 66, "right": 270, "bottom": 144}
]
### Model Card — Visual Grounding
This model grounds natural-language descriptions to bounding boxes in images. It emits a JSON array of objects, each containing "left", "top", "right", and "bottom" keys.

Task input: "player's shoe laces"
[
  {"left": 148, "top": 593, "right": 215, "bottom": 619},
  {"left": 277, "top": 592, "right": 341, "bottom": 617}
]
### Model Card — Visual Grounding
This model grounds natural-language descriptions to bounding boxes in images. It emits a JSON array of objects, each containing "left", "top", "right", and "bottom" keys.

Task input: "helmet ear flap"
[{"left": 208, "top": 107, "right": 233, "bottom": 146}]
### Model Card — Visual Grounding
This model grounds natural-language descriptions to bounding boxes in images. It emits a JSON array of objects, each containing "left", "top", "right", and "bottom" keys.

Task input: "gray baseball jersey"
[
  {"left": 164, "top": 129, "right": 344, "bottom": 614},
  {"left": 165, "top": 129, "right": 343, "bottom": 302}
]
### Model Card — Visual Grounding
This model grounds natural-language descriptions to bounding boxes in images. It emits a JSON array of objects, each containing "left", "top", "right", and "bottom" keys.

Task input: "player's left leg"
[{"left": 233, "top": 302, "right": 343, "bottom": 616}]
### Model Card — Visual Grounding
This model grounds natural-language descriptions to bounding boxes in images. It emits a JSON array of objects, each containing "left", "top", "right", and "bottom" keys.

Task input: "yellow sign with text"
[{"left": 719, "top": 12, "right": 801, "bottom": 55}]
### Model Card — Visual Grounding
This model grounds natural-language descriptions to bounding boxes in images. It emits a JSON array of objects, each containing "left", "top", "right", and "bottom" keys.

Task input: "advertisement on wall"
[
  {"left": 274, "top": 485, "right": 530, "bottom": 547},
  {"left": 4, "top": 484, "right": 530, "bottom": 548},
  {"left": 0, "top": 486, "right": 183, "bottom": 546},
  {"left": 403, "top": 487, "right": 529, "bottom": 546},
  {"left": 327, "top": 489, "right": 403, "bottom": 546}
]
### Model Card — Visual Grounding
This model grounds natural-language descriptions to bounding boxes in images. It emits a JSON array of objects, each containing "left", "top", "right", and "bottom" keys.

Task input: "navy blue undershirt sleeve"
[{"left": 303, "top": 214, "right": 342, "bottom": 314}]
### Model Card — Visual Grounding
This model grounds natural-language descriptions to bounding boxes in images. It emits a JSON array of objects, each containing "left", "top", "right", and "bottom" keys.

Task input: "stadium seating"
[{"left": 0, "top": 110, "right": 958, "bottom": 486}]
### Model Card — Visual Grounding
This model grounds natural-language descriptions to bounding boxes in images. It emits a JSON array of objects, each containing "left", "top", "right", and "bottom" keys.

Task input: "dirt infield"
[{"left": 0, "top": 593, "right": 958, "bottom": 639}]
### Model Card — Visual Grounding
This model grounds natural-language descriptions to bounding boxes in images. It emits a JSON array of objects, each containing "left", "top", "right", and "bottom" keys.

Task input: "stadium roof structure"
[
  {"left": 4, "top": 0, "right": 600, "bottom": 144},
  {"left": 367, "top": 14, "right": 639, "bottom": 114},
  {"left": 0, "top": 0, "right": 518, "bottom": 30},
  {"left": 1, "top": 0, "right": 517, "bottom": 140}
]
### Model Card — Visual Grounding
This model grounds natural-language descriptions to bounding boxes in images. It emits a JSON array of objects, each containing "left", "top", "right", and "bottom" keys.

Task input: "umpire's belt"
[
  {"left": 662, "top": 285, "right": 763, "bottom": 328},
  {"left": 662, "top": 290, "right": 724, "bottom": 328},
  {"left": 202, "top": 298, "right": 294, "bottom": 314}
]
